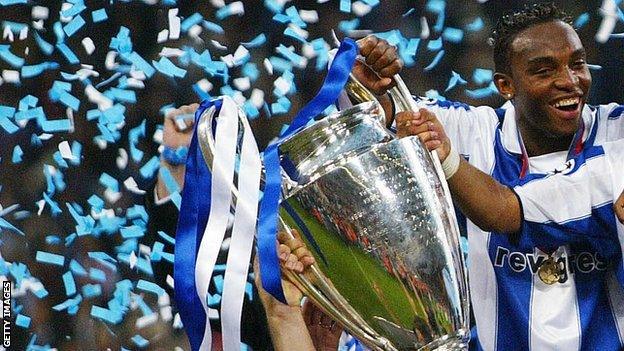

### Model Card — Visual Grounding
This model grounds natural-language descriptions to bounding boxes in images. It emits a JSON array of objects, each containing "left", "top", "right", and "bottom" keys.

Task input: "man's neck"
[{"left": 517, "top": 119, "right": 575, "bottom": 157}]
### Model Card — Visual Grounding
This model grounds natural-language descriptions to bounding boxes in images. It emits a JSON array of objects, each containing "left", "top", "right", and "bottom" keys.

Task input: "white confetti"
[
  {"left": 36, "top": 199, "right": 45, "bottom": 216},
  {"left": 159, "top": 47, "right": 186, "bottom": 57},
  {"left": 160, "top": 306, "right": 173, "bottom": 322},
  {"left": 58, "top": 141, "right": 75, "bottom": 160},
  {"left": 129, "top": 251, "right": 138, "bottom": 270},
  {"left": 173, "top": 313, "right": 183, "bottom": 328},
  {"left": 233, "top": 77, "right": 251, "bottom": 91},
  {"left": 157, "top": 29, "right": 169, "bottom": 43},
  {"left": 166, "top": 275, "right": 174, "bottom": 289},
  {"left": 18, "top": 27, "right": 28, "bottom": 40},
  {"left": 2, "top": 70, "right": 19, "bottom": 84},
  {"left": 211, "top": 40, "right": 228, "bottom": 50},
  {"left": 274, "top": 76, "right": 291, "bottom": 95},
  {"left": 124, "top": 177, "right": 146, "bottom": 195},
  {"left": 32, "top": 6, "right": 49, "bottom": 20},
  {"left": 597, "top": 0, "right": 618, "bottom": 43},
  {"left": 263, "top": 58, "right": 273, "bottom": 75},
  {"left": 136, "top": 313, "right": 158, "bottom": 329},
  {"left": 287, "top": 24, "right": 309, "bottom": 40},
  {"left": 104, "top": 188, "right": 122, "bottom": 204},
  {"left": 420, "top": 17, "right": 430, "bottom": 39},
  {"left": 188, "top": 24, "right": 203, "bottom": 40},
  {"left": 250, "top": 89, "right": 264, "bottom": 108},
  {"left": 228, "top": 1, "right": 245, "bottom": 16},
  {"left": 32, "top": 20, "right": 44, "bottom": 31},
  {"left": 299, "top": 9, "right": 319, "bottom": 23},
  {"left": 105, "top": 51, "right": 118, "bottom": 70},
  {"left": 85, "top": 85, "right": 113, "bottom": 110},
  {"left": 130, "top": 70, "right": 147, "bottom": 80},
  {"left": 168, "top": 9, "right": 181, "bottom": 40},
  {"left": 2, "top": 27, "right": 14, "bottom": 42},
  {"left": 196, "top": 79, "right": 213, "bottom": 93},
  {"left": 352, "top": 1, "right": 372, "bottom": 17},
  {"left": 211, "top": 0, "right": 225, "bottom": 6},
  {"left": 116, "top": 148, "right": 128, "bottom": 170},
  {"left": 82, "top": 37, "right": 95, "bottom": 55},
  {"left": 233, "top": 45, "right": 249, "bottom": 63}
]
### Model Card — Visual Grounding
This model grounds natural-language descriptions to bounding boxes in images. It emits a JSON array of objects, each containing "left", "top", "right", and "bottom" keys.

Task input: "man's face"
[{"left": 507, "top": 21, "right": 591, "bottom": 137}]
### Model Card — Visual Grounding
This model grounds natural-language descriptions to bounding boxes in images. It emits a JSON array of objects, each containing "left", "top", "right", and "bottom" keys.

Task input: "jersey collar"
[{"left": 499, "top": 102, "right": 596, "bottom": 178}]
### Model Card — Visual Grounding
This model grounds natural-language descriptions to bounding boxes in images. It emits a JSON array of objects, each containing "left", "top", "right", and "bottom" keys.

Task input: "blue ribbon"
[
  {"left": 174, "top": 98, "right": 222, "bottom": 351},
  {"left": 257, "top": 38, "right": 357, "bottom": 302}
]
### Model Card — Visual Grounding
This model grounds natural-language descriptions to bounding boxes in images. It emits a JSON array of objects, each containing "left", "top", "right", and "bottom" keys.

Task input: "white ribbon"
[
  {"left": 195, "top": 96, "right": 239, "bottom": 351},
  {"left": 221, "top": 106, "right": 262, "bottom": 351}
]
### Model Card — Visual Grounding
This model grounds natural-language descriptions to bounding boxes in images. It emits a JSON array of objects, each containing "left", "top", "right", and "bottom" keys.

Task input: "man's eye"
[{"left": 535, "top": 68, "right": 553, "bottom": 75}]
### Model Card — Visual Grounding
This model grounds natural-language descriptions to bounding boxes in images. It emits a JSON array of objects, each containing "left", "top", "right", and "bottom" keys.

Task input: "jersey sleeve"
[
  {"left": 514, "top": 153, "right": 619, "bottom": 257},
  {"left": 597, "top": 103, "right": 624, "bottom": 142},
  {"left": 413, "top": 98, "right": 501, "bottom": 161}
]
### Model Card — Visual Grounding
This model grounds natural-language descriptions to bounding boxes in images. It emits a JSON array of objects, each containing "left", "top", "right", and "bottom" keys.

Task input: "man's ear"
[{"left": 494, "top": 72, "right": 515, "bottom": 100}]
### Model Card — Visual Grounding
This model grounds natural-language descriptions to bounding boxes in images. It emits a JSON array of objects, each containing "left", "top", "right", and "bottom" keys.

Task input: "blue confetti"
[
  {"left": 424, "top": 50, "right": 445, "bottom": 71},
  {"left": 472, "top": 68, "right": 493, "bottom": 85},
  {"left": 427, "top": 38, "right": 442, "bottom": 51},
  {"left": 16, "top": 314, "right": 31, "bottom": 328},
  {"left": 82, "top": 284, "right": 102, "bottom": 298},
  {"left": 0, "top": 45, "right": 25, "bottom": 68},
  {"left": 574, "top": 13, "right": 590, "bottom": 29},
  {"left": 203, "top": 20, "right": 224, "bottom": 34},
  {"left": 92, "top": 9, "right": 108, "bottom": 23},
  {"left": 157, "top": 231, "right": 175, "bottom": 245},
  {"left": 466, "top": 17, "right": 484, "bottom": 32},
  {"left": 0, "top": 217, "right": 24, "bottom": 235},
  {"left": 153, "top": 57, "right": 187, "bottom": 78},
  {"left": 12, "top": 145, "right": 23, "bottom": 163},
  {"left": 139, "top": 156, "right": 160, "bottom": 179},
  {"left": 181, "top": 13, "right": 203, "bottom": 32},
  {"left": 42, "top": 119, "right": 73, "bottom": 133},
  {"left": 120, "top": 225, "right": 144, "bottom": 239},
  {"left": 56, "top": 43, "right": 80, "bottom": 64},
  {"left": 36, "top": 251, "right": 65, "bottom": 266},
  {"left": 131, "top": 335, "right": 149, "bottom": 348},
  {"left": 63, "top": 15, "right": 85, "bottom": 37},
  {"left": 340, "top": 0, "right": 351, "bottom": 13},
  {"left": 62, "top": 272, "right": 76, "bottom": 296},
  {"left": 445, "top": 71, "right": 467, "bottom": 92},
  {"left": 89, "top": 268, "right": 106, "bottom": 282},
  {"left": 137, "top": 279, "right": 165, "bottom": 296},
  {"left": 587, "top": 64, "right": 602, "bottom": 70},
  {"left": 99, "top": 172, "right": 119, "bottom": 192},
  {"left": 442, "top": 27, "right": 463, "bottom": 43}
]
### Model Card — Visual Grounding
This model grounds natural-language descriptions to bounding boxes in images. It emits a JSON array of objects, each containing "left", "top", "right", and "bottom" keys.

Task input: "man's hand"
[
  {"left": 395, "top": 108, "right": 451, "bottom": 161},
  {"left": 302, "top": 302, "right": 343, "bottom": 351},
  {"left": 354, "top": 35, "right": 403, "bottom": 96},
  {"left": 156, "top": 103, "right": 198, "bottom": 200},
  {"left": 615, "top": 191, "right": 624, "bottom": 224}
]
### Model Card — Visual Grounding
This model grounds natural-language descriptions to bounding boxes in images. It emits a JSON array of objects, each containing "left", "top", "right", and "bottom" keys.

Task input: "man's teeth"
[{"left": 553, "top": 97, "right": 580, "bottom": 108}]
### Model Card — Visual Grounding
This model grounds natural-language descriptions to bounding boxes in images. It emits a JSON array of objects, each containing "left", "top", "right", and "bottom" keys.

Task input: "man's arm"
[
  {"left": 396, "top": 108, "right": 522, "bottom": 234},
  {"left": 615, "top": 191, "right": 624, "bottom": 224}
]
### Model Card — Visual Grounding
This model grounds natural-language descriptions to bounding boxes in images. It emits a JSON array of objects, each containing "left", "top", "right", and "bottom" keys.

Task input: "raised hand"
[
  {"left": 156, "top": 103, "right": 198, "bottom": 199},
  {"left": 395, "top": 108, "right": 451, "bottom": 161},
  {"left": 354, "top": 35, "right": 403, "bottom": 96}
]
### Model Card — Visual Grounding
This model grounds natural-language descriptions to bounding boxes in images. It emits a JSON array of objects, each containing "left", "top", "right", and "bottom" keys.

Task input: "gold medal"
[{"left": 538, "top": 257, "right": 560, "bottom": 285}]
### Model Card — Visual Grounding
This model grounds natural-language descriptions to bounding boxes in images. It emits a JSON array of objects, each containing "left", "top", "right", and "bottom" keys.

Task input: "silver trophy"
[{"left": 198, "top": 73, "right": 470, "bottom": 350}]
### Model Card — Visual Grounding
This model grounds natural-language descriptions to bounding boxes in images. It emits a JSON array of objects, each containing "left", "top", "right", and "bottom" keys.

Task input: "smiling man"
[{"left": 387, "top": 3, "right": 624, "bottom": 351}]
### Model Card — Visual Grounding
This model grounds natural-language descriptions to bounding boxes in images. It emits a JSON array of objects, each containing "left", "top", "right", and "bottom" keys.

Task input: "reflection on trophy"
[{"left": 198, "top": 70, "right": 470, "bottom": 350}]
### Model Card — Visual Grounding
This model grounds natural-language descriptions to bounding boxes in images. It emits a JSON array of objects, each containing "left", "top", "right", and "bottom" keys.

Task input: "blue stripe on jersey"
[{"left": 607, "top": 105, "right": 624, "bottom": 119}]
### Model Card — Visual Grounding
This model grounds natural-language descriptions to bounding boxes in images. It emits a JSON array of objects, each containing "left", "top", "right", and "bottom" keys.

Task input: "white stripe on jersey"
[{"left": 529, "top": 246, "right": 580, "bottom": 351}]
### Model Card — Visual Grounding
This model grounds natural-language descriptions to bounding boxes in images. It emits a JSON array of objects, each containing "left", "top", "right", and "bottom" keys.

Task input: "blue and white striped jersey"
[{"left": 417, "top": 99, "right": 624, "bottom": 351}]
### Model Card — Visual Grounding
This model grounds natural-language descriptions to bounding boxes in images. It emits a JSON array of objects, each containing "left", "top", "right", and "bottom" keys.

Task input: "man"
[{"left": 390, "top": 3, "right": 624, "bottom": 350}]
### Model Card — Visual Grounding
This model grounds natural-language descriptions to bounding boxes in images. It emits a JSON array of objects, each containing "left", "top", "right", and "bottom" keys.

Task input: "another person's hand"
[
  {"left": 354, "top": 35, "right": 403, "bottom": 96},
  {"left": 615, "top": 191, "right": 624, "bottom": 224},
  {"left": 302, "top": 301, "right": 343, "bottom": 351},
  {"left": 156, "top": 103, "right": 198, "bottom": 200},
  {"left": 395, "top": 108, "right": 451, "bottom": 161}
]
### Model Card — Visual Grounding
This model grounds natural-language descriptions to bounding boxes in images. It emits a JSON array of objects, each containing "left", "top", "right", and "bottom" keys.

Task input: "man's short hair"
[{"left": 491, "top": 3, "right": 573, "bottom": 74}]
